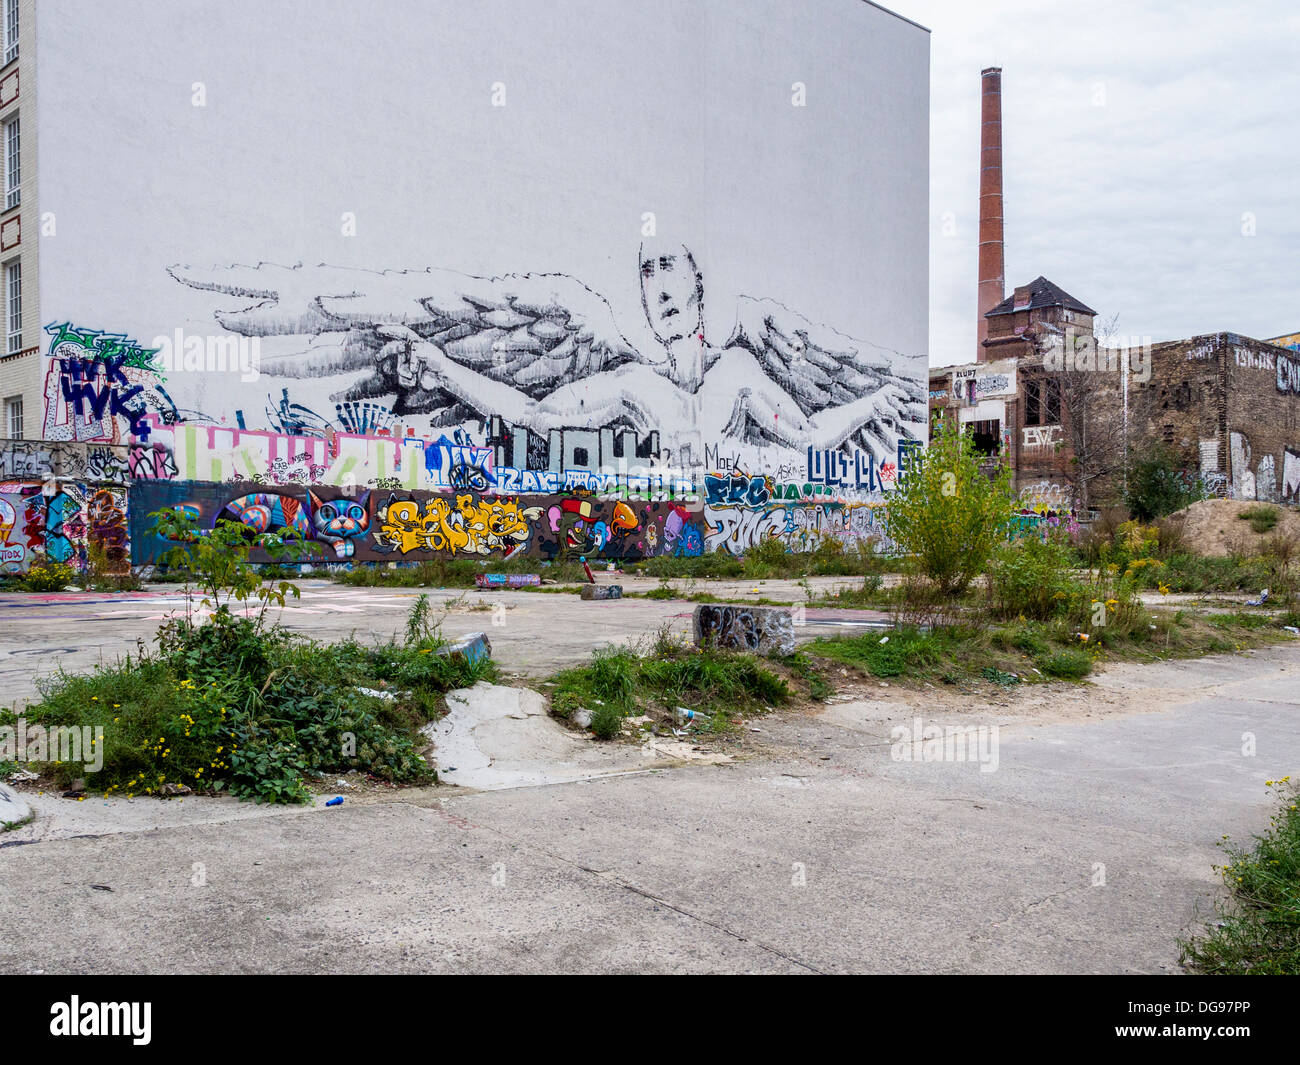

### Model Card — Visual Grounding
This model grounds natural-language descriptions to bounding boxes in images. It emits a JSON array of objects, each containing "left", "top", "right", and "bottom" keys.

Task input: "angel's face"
[{"left": 640, "top": 244, "right": 703, "bottom": 346}]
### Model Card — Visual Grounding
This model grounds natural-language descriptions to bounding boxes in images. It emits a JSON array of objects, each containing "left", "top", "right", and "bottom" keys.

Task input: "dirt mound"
[{"left": 1165, "top": 498, "right": 1300, "bottom": 558}]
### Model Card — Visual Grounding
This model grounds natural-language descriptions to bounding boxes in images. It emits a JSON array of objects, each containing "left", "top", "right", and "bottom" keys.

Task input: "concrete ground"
[
  {"left": 0, "top": 577, "right": 888, "bottom": 708},
  {"left": 1, "top": 572, "right": 1296, "bottom": 972}
]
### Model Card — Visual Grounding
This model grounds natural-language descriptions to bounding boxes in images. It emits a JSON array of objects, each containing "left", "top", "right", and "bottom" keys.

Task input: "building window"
[
  {"left": 4, "top": 394, "right": 20, "bottom": 439},
  {"left": 3, "top": 0, "right": 15, "bottom": 66},
  {"left": 1024, "top": 376, "right": 1060, "bottom": 426},
  {"left": 4, "top": 116, "right": 17, "bottom": 210},
  {"left": 5, "top": 259, "right": 19, "bottom": 353},
  {"left": 970, "top": 418, "right": 1001, "bottom": 457}
]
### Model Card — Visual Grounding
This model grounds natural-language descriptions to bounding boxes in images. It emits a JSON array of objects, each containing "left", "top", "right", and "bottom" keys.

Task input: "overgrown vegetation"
[
  {"left": 20, "top": 560, "right": 76, "bottom": 592},
  {"left": 1123, "top": 444, "right": 1207, "bottom": 521},
  {"left": 884, "top": 416, "right": 1015, "bottom": 595},
  {"left": 547, "top": 627, "right": 797, "bottom": 739},
  {"left": 1181, "top": 780, "right": 1300, "bottom": 974},
  {"left": 6, "top": 511, "right": 493, "bottom": 803},
  {"left": 805, "top": 598, "right": 1286, "bottom": 687},
  {"left": 1239, "top": 504, "right": 1281, "bottom": 535}
]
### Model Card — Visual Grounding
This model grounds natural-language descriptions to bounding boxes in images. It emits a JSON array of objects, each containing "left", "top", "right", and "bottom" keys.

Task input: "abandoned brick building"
[
  {"left": 930, "top": 66, "right": 1298, "bottom": 515},
  {"left": 931, "top": 293, "right": 1300, "bottom": 512},
  {"left": 930, "top": 275, "right": 1098, "bottom": 513}
]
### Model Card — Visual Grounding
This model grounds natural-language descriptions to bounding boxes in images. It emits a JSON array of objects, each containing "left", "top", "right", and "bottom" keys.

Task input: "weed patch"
[
  {"left": 547, "top": 629, "right": 790, "bottom": 738},
  {"left": 1181, "top": 781, "right": 1300, "bottom": 974}
]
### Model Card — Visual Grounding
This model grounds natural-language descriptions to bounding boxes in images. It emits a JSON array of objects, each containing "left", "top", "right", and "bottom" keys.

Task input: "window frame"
[
  {"left": 5, "top": 258, "right": 20, "bottom": 354},
  {"left": 4, "top": 394, "right": 21, "bottom": 439},
  {"left": 4, "top": 115, "right": 19, "bottom": 210},
  {"left": 3, "top": 0, "right": 16, "bottom": 66}
]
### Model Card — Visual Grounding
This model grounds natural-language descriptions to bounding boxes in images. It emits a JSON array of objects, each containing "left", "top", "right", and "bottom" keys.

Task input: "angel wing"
[
  {"left": 722, "top": 296, "right": 927, "bottom": 457},
  {"left": 168, "top": 262, "right": 651, "bottom": 428}
]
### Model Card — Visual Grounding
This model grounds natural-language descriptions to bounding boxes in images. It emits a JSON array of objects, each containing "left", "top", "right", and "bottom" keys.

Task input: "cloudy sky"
[{"left": 893, "top": 0, "right": 1300, "bottom": 367}]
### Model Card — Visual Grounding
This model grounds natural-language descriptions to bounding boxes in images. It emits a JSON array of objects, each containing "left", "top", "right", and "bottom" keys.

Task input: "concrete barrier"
[
  {"left": 693, "top": 603, "right": 795, "bottom": 657},
  {"left": 0, "top": 783, "right": 31, "bottom": 830},
  {"left": 474, "top": 573, "right": 541, "bottom": 589},
  {"left": 438, "top": 632, "right": 492, "bottom": 667},
  {"left": 580, "top": 584, "right": 623, "bottom": 601}
]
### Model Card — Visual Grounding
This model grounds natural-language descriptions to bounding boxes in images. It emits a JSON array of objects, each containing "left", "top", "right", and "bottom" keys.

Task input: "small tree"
[
  {"left": 885, "top": 417, "right": 1015, "bottom": 595},
  {"left": 146, "top": 508, "right": 306, "bottom": 630}
]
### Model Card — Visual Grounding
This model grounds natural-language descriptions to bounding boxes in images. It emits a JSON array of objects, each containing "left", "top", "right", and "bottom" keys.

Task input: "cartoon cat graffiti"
[{"left": 308, "top": 490, "right": 370, "bottom": 559}]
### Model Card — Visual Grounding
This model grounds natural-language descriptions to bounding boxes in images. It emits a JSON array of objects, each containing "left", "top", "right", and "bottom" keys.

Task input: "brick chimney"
[{"left": 977, "top": 66, "right": 1005, "bottom": 362}]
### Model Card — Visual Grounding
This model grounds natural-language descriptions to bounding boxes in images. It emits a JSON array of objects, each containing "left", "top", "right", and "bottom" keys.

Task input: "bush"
[
  {"left": 1181, "top": 780, "right": 1300, "bottom": 974},
  {"left": 22, "top": 560, "right": 75, "bottom": 592},
  {"left": 549, "top": 633, "right": 790, "bottom": 739},
  {"left": 1036, "top": 648, "right": 1093, "bottom": 680},
  {"left": 987, "top": 535, "right": 1078, "bottom": 620},
  {"left": 1239, "top": 505, "right": 1281, "bottom": 535},
  {"left": 885, "top": 417, "right": 1015, "bottom": 595},
  {"left": 1124, "top": 444, "right": 1206, "bottom": 521},
  {"left": 17, "top": 590, "right": 491, "bottom": 802}
]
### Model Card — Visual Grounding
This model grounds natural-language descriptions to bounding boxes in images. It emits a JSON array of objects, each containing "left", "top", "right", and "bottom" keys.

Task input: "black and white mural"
[{"left": 167, "top": 248, "right": 926, "bottom": 476}]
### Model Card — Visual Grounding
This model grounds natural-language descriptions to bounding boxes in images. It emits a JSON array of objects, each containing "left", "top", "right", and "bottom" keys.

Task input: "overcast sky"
[{"left": 892, "top": 0, "right": 1300, "bottom": 367}]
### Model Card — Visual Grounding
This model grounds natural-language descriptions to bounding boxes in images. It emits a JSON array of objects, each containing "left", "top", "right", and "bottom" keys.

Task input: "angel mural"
[{"left": 168, "top": 244, "right": 925, "bottom": 474}]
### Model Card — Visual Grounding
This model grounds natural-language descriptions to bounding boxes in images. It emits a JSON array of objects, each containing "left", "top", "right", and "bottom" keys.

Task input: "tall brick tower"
[{"left": 977, "top": 66, "right": 1005, "bottom": 362}]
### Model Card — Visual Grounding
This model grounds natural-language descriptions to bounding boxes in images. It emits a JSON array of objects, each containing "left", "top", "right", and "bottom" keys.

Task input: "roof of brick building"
[{"left": 986, "top": 276, "right": 1097, "bottom": 318}]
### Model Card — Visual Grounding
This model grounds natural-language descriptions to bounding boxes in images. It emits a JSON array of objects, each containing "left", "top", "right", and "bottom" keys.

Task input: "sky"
[{"left": 891, "top": 0, "right": 1300, "bottom": 367}]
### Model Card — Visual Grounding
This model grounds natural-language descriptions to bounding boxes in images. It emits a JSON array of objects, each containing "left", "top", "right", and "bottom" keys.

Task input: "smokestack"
[{"left": 977, "top": 66, "right": 1005, "bottom": 362}]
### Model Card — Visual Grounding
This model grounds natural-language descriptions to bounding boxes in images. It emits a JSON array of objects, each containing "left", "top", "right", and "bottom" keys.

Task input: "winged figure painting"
[{"left": 168, "top": 244, "right": 926, "bottom": 474}]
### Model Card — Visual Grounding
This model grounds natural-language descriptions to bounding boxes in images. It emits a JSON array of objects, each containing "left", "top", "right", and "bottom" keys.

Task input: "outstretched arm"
[
  {"left": 377, "top": 325, "right": 662, "bottom": 438},
  {"left": 806, "top": 384, "right": 920, "bottom": 454},
  {"left": 377, "top": 325, "right": 540, "bottom": 430}
]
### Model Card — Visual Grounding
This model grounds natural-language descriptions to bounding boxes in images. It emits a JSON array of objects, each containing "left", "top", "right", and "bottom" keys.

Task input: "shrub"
[
  {"left": 22, "top": 560, "right": 75, "bottom": 592},
  {"left": 548, "top": 637, "right": 790, "bottom": 739},
  {"left": 1181, "top": 780, "right": 1300, "bottom": 974},
  {"left": 18, "top": 596, "right": 492, "bottom": 803},
  {"left": 1239, "top": 505, "right": 1281, "bottom": 535},
  {"left": 1124, "top": 444, "right": 1206, "bottom": 521},
  {"left": 885, "top": 417, "right": 1015, "bottom": 595},
  {"left": 1036, "top": 648, "right": 1093, "bottom": 680},
  {"left": 987, "top": 535, "right": 1077, "bottom": 620}
]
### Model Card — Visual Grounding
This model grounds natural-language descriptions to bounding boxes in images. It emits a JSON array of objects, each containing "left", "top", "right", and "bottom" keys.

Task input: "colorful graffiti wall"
[{"left": 128, "top": 480, "right": 710, "bottom": 565}]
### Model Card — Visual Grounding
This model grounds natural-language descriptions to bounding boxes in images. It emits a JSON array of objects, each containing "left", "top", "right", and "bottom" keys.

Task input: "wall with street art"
[
  {"left": 0, "top": 440, "right": 133, "bottom": 574},
  {"left": 128, "top": 481, "right": 707, "bottom": 565},
  {"left": 34, "top": 0, "right": 928, "bottom": 565}
]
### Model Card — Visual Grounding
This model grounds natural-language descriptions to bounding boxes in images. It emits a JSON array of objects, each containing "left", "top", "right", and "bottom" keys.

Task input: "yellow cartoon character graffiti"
[
  {"left": 375, "top": 494, "right": 540, "bottom": 557},
  {"left": 459, "top": 496, "right": 542, "bottom": 555}
]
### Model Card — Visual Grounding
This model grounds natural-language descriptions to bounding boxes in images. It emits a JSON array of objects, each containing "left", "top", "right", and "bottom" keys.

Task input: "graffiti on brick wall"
[
  {"left": 703, "top": 499, "right": 892, "bottom": 555},
  {"left": 1018, "top": 481, "right": 1071, "bottom": 513},
  {"left": 87, "top": 488, "right": 131, "bottom": 574},
  {"left": 1022, "top": 425, "right": 1063, "bottom": 450},
  {"left": 129, "top": 416, "right": 697, "bottom": 500},
  {"left": 373, "top": 495, "right": 541, "bottom": 557},
  {"left": 1282, "top": 447, "right": 1300, "bottom": 505},
  {"left": 0, "top": 493, "right": 27, "bottom": 570},
  {"left": 1277, "top": 352, "right": 1300, "bottom": 395},
  {"left": 0, "top": 481, "right": 130, "bottom": 574}
]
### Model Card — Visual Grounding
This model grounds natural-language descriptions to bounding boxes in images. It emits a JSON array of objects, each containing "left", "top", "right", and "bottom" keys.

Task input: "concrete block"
[
  {"left": 0, "top": 783, "right": 31, "bottom": 830},
  {"left": 474, "top": 573, "right": 541, "bottom": 589},
  {"left": 693, "top": 603, "right": 795, "bottom": 657},
  {"left": 438, "top": 632, "right": 492, "bottom": 667},
  {"left": 580, "top": 584, "right": 623, "bottom": 600}
]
